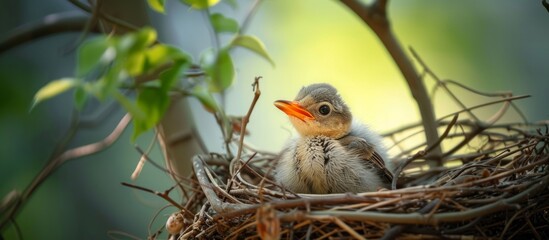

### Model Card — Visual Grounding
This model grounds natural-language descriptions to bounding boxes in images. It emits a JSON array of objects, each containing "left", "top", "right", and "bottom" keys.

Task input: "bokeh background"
[{"left": 1, "top": 0, "right": 548, "bottom": 238}]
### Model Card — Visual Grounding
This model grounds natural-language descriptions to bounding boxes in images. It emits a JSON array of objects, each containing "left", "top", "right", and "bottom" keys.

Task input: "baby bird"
[{"left": 274, "top": 83, "right": 394, "bottom": 194}]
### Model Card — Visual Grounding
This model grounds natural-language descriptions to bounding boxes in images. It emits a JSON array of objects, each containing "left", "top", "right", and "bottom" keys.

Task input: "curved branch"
[
  {"left": 0, "top": 114, "right": 131, "bottom": 230},
  {"left": 192, "top": 155, "right": 249, "bottom": 214},
  {"left": 0, "top": 12, "right": 96, "bottom": 54},
  {"left": 339, "top": 0, "right": 442, "bottom": 165}
]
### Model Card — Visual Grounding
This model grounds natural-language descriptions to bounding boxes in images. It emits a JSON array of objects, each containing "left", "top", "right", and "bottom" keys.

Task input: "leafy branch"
[
  {"left": 2, "top": 0, "right": 274, "bottom": 235},
  {"left": 31, "top": 0, "right": 275, "bottom": 144}
]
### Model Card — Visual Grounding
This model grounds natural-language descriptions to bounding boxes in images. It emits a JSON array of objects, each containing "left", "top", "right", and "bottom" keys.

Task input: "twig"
[
  {"left": 424, "top": 114, "right": 459, "bottom": 156},
  {"left": 203, "top": 8, "right": 220, "bottom": 51},
  {"left": 106, "top": 230, "right": 142, "bottom": 240},
  {"left": 382, "top": 95, "right": 530, "bottom": 138},
  {"left": 543, "top": 0, "right": 549, "bottom": 13},
  {"left": 229, "top": 76, "right": 263, "bottom": 175},
  {"left": 225, "top": 220, "right": 257, "bottom": 239},
  {"left": 131, "top": 131, "right": 158, "bottom": 180},
  {"left": 239, "top": 0, "right": 263, "bottom": 35},
  {"left": 499, "top": 204, "right": 535, "bottom": 238},
  {"left": 525, "top": 212, "right": 542, "bottom": 240},
  {"left": 58, "top": 114, "right": 131, "bottom": 165},
  {"left": 148, "top": 204, "right": 172, "bottom": 238},
  {"left": 133, "top": 146, "right": 183, "bottom": 178},
  {"left": 412, "top": 47, "right": 529, "bottom": 125},
  {"left": 68, "top": 0, "right": 140, "bottom": 31},
  {"left": 64, "top": 0, "right": 103, "bottom": 53},
  {"left": 440, "top": 99, "right": 513, "bottom": 159},
  {"left": 381, "top": 199, "right": 441, "bottom": 240},
  {"left": 120, "top": 182, "right": 194, "bottom": 219},
  {"left": 333, "top": 217, "right": 366, "bottom": 240},
  {"left": 193, "top": 155, "right": 249, "bottom": 214},
  {"left": 435, "top": 79, "right": 511, "bottom": 98},
  {"left": 391, "top": 114, "right": 459, "bottom": 189},
  {"left": 225, "top": 152, "right": 258, "bottom": 193},
  {"left": 410, "top": 47, "right": 479, "bottom": 122}
]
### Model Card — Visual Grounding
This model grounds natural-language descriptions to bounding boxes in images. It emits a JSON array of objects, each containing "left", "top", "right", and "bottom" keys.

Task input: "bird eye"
[{"left": 318, "top": 104, "right": 331, "bottom": 115}]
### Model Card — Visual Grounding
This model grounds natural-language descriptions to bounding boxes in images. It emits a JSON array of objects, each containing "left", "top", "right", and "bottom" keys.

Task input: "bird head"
[{"left": 274, "top": 83, "right": 352, "bottom": 139}]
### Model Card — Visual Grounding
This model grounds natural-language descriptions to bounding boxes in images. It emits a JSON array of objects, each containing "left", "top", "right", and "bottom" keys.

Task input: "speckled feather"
[{"left": 276, "top": 121, "right": 393, "bottom": 194}]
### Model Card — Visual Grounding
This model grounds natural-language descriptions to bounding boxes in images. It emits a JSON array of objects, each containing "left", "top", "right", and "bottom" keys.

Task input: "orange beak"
[{"left": 274, "top": 100, "right": 315, "bottom": 122}]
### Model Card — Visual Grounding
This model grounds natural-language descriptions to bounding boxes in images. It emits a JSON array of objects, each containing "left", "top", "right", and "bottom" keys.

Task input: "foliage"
[{"left": 32, "top": 0, "right": 274, "bottom": 141}]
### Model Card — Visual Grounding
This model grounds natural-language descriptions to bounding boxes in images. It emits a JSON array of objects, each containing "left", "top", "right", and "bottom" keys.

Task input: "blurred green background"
[{"left": 1, "top": 0, "right": 548, "bottom": 239}]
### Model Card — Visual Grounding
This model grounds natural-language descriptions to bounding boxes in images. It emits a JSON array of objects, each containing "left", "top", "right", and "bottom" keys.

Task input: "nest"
[
  {"left": 168, "top": 115, "right": 549, "bottom": 239},
  {"left": 163, "top": 76, "right": 549, "bottom": 239}
]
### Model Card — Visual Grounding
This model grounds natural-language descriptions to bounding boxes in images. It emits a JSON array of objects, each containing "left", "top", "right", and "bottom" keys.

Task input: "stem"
[
  {"left": 339, "top": 0, "right": 442, "bottom": 166},
  {"left": 230, "top": 77, "right": 262, "bottom": 175}
]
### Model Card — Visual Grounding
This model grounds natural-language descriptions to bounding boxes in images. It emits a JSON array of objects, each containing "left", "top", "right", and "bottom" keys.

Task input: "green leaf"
[
  {"left": 145, "top": 45, "right": 176, "bottom": 67},
  {"left": 191, "top": 85, "right": 219, "bottom": 113},
  {"left": 214, "top": 49, "right": 235, "bottom": 91},
  {"left": 125, "top": 52, "right": 146, "bottom": 76},
  {"left": 148, "top": 0, "right": 166, "bottom": 13},
  {"left": 77, "top": 36, "right": 111, "bottom": 76},
  {"left": 112, "top": 91, "right": 150, "bottom": 141},
  {"left": 117, "top": 27, "right": 157, "bottom": 56},
  {"left": 203, "top": 49, "right": 235, "bottom": 92},
  {"left": 230, "top": 35, "right": 275, "bottom": 66},
  {"left": 133, "top": 87, "right": 170, "bottom": 140},
  {"left": 210, "top": 13, "right": 239, "bottom": 33},
  {"left": 32, "top": 78, "right": 77, "bottom": 109},
  {"left": 144, "top": 44, "right": 191, "bottom": 73},
  {"left": 119, "top": 28, "right": 158, "bottom": 76},
  {"left": 182, "top": 0, "right": 221, "bottom": 9},
  {"left": 113, "top": 91, "right": 145, "bottom": 121},
  {"left": 136, "top": 27, "right": 158, "bottom": 48},
  {"left": 94, "top": 63, "right": 126, "bottom": 100},
  {"left": 74, "top": 85, "right": 88, "bottom": 111},
  {"left": 160, "top": 61, "right": 188, "bottom": 91}
]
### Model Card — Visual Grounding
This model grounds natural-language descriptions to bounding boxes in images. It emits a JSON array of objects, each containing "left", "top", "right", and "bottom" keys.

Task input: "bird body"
[{"left": 274, "top": 83, "right": 393, "bottom": 194}]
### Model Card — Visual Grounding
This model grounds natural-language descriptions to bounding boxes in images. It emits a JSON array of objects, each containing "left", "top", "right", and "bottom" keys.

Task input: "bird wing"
[{"left": 339, "top": 135, "right": 393, "bottom": 184}]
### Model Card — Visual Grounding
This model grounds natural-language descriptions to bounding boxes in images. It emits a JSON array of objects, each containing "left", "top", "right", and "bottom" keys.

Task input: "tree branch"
[
  {"left": 339, "top": 0, "right": 442, "bottom": 166},
  {"left": 0, "top": 114, "right": 131, "bottom": 230},
  {"left": 68, "top": 0, "right": 141, "bottom": 32},
  {"left": 0, "top": 12, "right": 95, "bottom": 54}
]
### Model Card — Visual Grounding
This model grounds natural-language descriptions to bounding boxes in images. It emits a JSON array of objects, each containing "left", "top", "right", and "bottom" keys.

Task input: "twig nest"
[{"left": 182, "top": 120, "right": 549, "bottom": 238}]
